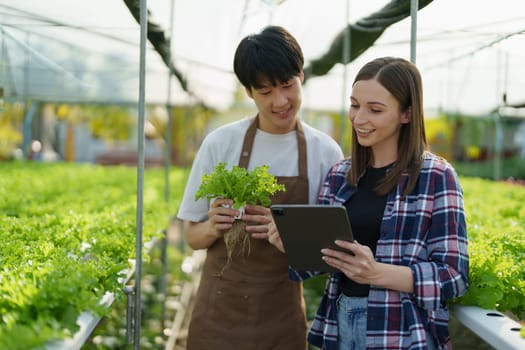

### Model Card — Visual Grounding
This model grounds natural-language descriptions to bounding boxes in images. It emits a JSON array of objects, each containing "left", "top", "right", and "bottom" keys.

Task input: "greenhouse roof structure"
[
  {"left": 0, "top": 0, "right": 196, "bottom": 106},
  {"left": 1, "top": 0, "right": 524, "bottom": 113}
]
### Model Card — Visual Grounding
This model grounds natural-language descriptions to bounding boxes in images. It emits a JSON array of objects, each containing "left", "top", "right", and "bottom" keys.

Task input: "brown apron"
[{"left": 187, "top": 116, "right": 309, "bottom": 350}]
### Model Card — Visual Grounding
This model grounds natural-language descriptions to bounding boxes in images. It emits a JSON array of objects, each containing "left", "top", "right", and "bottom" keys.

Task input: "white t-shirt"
[{"left": 177, "top": 117, "right": 344, "bottom": 222}]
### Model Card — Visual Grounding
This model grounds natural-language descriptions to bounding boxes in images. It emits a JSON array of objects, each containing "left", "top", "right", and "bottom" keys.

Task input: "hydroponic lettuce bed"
[
  {"left": 457, "top": 176, "right": 525, "bottom": 318},
  {"left": 0, "top": 162, "right": 187, "bottom": 350},
  {"left": 453, "top": 176, "right": 525, "bottom": 347}
]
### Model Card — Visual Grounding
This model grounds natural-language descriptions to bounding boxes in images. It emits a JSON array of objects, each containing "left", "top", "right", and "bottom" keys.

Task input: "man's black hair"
[{"left": 233, "top": 25, "right": 304, "bottom": 89}]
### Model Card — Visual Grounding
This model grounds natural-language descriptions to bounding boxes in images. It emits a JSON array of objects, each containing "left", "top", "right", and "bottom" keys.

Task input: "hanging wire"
[
  {"left": 0, "top": 4, "right": 139, "bottom": 48},
  {"left": 0, "top": 25, "right": 93, "bottom": 88},
  {"left": 423, "top": 28, "right": 525, "bottom": 70}
]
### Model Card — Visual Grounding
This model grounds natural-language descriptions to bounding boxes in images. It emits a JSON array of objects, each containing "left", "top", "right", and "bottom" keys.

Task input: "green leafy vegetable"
[
  {"left": 195, "top": 162, "right": 285, "bottom": 209},
  {"left": 194, "top": 162, "right": 286, "bottom": 271},
  {"left": 0, "top": 162, "right": 180, "bottom": 348}
]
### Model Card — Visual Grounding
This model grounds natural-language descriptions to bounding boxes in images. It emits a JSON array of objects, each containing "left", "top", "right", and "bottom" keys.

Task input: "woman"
[{"left": 268, "top": 57, "right": 469, "bottom": 350}]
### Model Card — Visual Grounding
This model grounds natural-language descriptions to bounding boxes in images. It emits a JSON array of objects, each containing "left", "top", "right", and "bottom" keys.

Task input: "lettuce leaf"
[{"left": 195, "top": 162, "right": 285, "bottom": 209}]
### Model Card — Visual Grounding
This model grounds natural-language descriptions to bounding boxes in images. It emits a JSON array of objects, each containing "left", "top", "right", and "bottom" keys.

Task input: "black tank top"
[{"left": 339, "top": 164, "right": 389, "bottom": 297}]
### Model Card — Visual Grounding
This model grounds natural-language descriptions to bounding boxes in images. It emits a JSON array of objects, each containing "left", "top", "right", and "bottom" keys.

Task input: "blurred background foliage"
[{"left": 2, "top": 101, "right": 524, "bottom": 182}]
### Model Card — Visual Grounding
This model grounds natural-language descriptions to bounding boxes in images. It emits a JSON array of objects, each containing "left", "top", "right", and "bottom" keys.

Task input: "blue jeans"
[
  {"left": 426, "top": 331, "right": 438, "bottom": 350},
  {"left": 336, "top": 294, "right": 439, "bottom": 350},
  {"left": 336, "top": 294, "right": 368, "bottom": 350}
]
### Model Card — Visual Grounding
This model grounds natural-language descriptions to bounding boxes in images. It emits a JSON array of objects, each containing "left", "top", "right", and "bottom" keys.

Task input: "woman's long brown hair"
[{"left": 347, "top": 57, "right": 428, "bottom": 196}]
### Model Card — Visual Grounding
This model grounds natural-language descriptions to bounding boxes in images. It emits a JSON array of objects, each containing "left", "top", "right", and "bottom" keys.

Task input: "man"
[{"left": 177, "top": 26, "right": 344, "bottom": 349}]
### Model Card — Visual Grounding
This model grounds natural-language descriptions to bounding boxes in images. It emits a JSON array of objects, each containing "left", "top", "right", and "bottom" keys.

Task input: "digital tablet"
[{"left": 270, "top": 204, "right": 354, "bottom": 272}]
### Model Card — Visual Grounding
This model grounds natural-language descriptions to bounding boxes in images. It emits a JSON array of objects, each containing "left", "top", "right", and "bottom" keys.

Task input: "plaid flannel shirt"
[{"left": 290, "top": 152, "right": 469, "bottom": 350}]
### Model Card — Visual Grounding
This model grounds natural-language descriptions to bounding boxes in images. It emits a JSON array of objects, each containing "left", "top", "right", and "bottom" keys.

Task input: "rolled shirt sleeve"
[{"left": 409, "top": 164, "right": 469, "bottom": 310}]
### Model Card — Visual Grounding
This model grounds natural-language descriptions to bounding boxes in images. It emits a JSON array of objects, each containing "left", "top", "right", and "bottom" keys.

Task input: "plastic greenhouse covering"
[
  {"left": 1, "top": 0, "right": 525, "bottom": 114},
  {"left": 0, "top": 1, "right": 199, "bottom": 106}
]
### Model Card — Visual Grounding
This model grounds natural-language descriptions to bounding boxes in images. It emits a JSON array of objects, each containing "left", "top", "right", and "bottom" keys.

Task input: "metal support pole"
[
  {"left": 22, "top": 101, "right": 39, "bottom": 158},
  {"left": 164, "top": 0, "right": 175, "bottom": 205},
  {"left": 493, "top": 112, "right": 503, "bottom": 181},
  {"left": 340, "top": 0, "right": 351, "bottom": 149},
  {"left": 161, "top": 0, "right": 176, "bottom": 330},
  {"left": 124, "top": 286, "right": 135, "bottom": 344},
  {"left": 159, "top": 228, "right": 168, "bottom": 330},
  {"left": 410, "top": 0, "right": 418, "bottom": 63},
  {"left": 134, "top": 0, "right": 148, "bottom": 348}
]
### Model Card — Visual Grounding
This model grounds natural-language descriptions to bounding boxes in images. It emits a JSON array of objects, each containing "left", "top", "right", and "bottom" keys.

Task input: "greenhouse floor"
[{"left": 165, "top": 219, "right": 204, "bottom": 350}]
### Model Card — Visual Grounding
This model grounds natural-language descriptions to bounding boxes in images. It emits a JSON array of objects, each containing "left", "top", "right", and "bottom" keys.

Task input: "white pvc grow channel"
[
  {"left": 45, "top": 293, "right": 115, "bottom": 350},
  {"left": 453, "top": 305, "right": 524, "bottom": 350},
  {"left": 44, "top": 240, "right": 157, "bottom": 350}
]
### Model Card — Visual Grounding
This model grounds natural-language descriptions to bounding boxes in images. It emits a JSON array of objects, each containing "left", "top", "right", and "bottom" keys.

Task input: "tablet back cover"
[{"left": 271, "top": 204, "right": 353, "bottom": 272}]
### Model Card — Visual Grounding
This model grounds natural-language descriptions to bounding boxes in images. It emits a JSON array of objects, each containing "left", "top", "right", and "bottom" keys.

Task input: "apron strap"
[
  {"left": 238, "top": 117, "right": 258, "bottom": 169},
  {"left": 295, "top": 119, "right": 307, "bottom": 178}
]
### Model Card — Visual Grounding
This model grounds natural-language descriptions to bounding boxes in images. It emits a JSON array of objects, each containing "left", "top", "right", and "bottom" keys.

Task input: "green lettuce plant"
[
  {"left": 195, "top": 162, "right": 285, "bottom": 209},
  {"left": 195, "top": 162, "right": 285, "bottom": 267}
]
